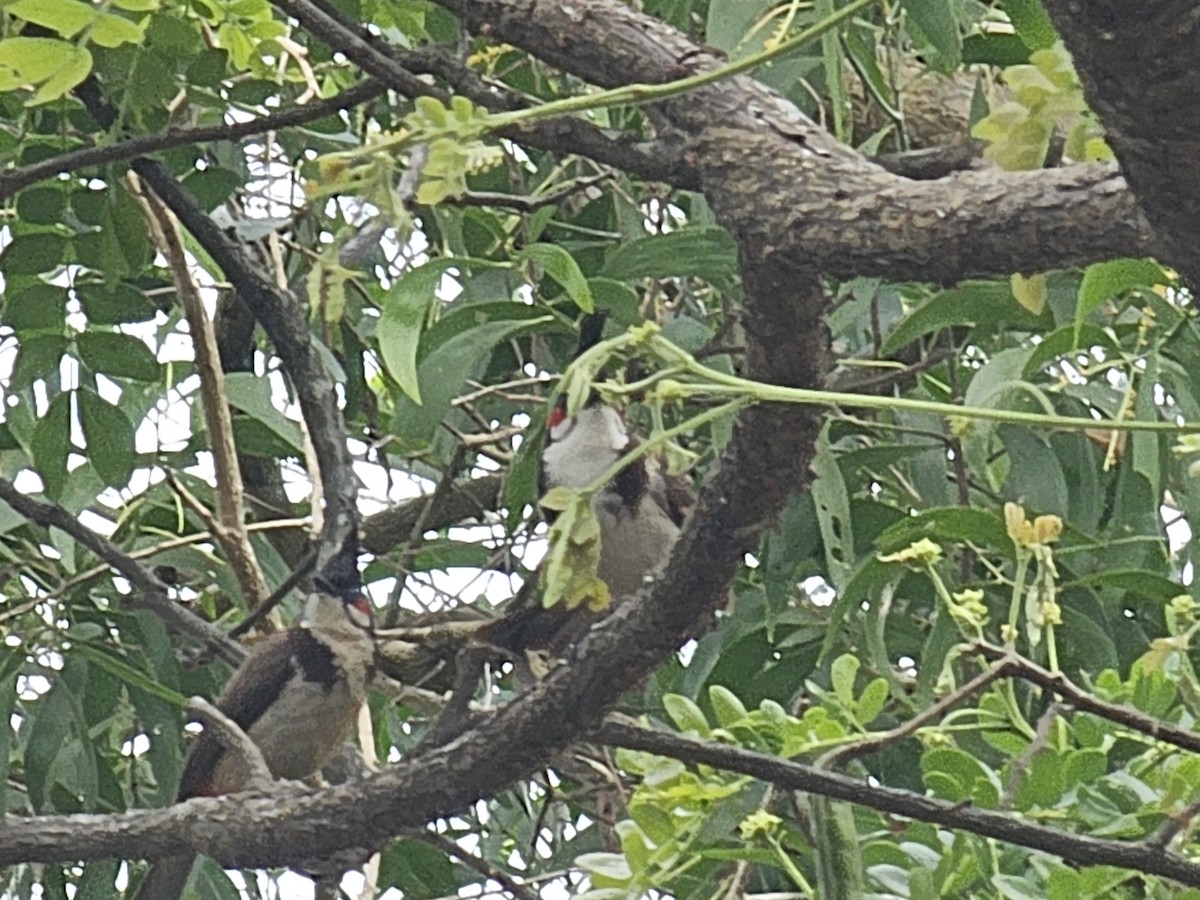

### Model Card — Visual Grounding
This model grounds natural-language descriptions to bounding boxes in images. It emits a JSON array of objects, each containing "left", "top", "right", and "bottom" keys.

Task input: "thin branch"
[
  {"left": 0, "top": 477, "right": 244, "bottom": 666},
  {"left": 76, "top": 72, "right": 362, "bottom": 576},
  {"left": 391, "top": 446, "right": 466, "bottom": 605},
  {"left": 414, "top": 831, "right": 541, "bottom": 900},
  {"left": 972, "top": 644, "right": 1200, "bottom": 756},
  {"left": 595, "top": 716, "right": 1200, "bottom": 887},
  {"left": 0, "top": 79, "right": 387, "bottom": 201},
  {"left": 58, "top": 518, "right": 310, "bottom": 595},
  {"left": 186, "top": 697, "right": 274, "bottom": 791},
  {"left": 228, "top": 548, "right": 318, "bottom": 640},
  {"left": 1001, "top": 702, "right": 1067, "bottom": 810},
  {"left": 270, "top": 0, "right": 691, "bottom": 186},
  {"left": 821, "top": 662, "right": 1010, "bottom": 768},
  {"left": 138, "top": 188, "right": 272, "bottom": 616},
  {"left": 447, "top": 173, "right": 612, "bottom": 212}
]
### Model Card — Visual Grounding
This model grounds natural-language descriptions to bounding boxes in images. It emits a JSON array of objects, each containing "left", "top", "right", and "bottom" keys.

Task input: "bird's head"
[{"left": 308, "top": 576, "right": 375, "bottom": 634}]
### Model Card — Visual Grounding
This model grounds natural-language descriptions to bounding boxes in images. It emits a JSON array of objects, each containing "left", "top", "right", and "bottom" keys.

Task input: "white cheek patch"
[{"left": 543, "top": 406, "right": 629, "bottom": 490}]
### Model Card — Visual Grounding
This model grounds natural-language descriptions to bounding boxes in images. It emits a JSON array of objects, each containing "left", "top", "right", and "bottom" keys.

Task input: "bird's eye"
[{"left": 547, "top": 405, "right": 567, "bottom": 429}]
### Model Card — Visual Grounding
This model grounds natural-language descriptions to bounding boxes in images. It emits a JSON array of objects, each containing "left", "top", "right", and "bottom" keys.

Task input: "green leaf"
[
  {"left": 11, "top": 333, "right": 67, "bottom": 391},
  {"left": 77, "top": 280, "right": 159, "bottom": 325},
  {"left": 812, "top": 428, "right": 854, "bottom": 591},
  {"left": 25, "top": 656, "right": 88, "bottom": 812},
  {"left": 883, "top": 281, "right": 1046, "bottom": 354},
  {"left": 900, "top": 0, "right": 962, "bottom": 70},
  {"left": 377, "top": 261, "right": 452, "bottom": 403},
  {"left": 876, "top": 507, "right": 1011, "bottom": 556},
  {"left": 706, "top": 0, "right": 776, "bottom": 55},
  {"left": 89, "top": 11, "right": 147, "bottom": 48},
  {"left": 856, "top": 677, "right": 889, "bottom": 724},
  {"left": 589, "top": 277, "right": 641, "bottom": 326},
  {"left": 1002, "top": 0, "right": 1057, "bottom": 50},
  {"left": 1076, "top": 258, "right": 1168, "bottom": 341},
  {"left": 223, "top": 372, "right": 303, "bottom": 450},
  {"left": 377, "top": 838, "right": 471, "bottom": 899},
  {"left": 602, "top": 227, "right": 738, "bottom": 284},
  {"left": 31, "top": 390, "right": 72, "bottom": 499},
  {"left": 708, "top": 684, "right": 748, "bottom": 728},
  {"left": 663, "top": 693, "right": 710, "bottom": 736},
  {"left": 15, "top": 186, "right": 68, "bottom": 226},
  {"left": 524, "top": 243, "right": 593, "bottom": 312},
  {"left": 29, "top": 42, "right": 90, "bottom": 103},
  {"left": 391, "top": 313, "right": 551, "bottom": 448},
  {"left": 0, "top": 232, "right": 68, "bottom": 275},
  {"left": 75, "top": 331, "right": 160, "bottom": 382},
  {"left": 993, "top": 874, "right": 1045, "bottom": 900},
  {"left": 3, "top": 282, "right": 66, "bottom": 331},
  {"left": 75, "top": 389, "right": 133, "bottom": 488},
  {"left": 831, "top": 654, "right": 860, "bottom": 707},
  {"left": 6, "top": 0, "right": 97, "bottom": 36},
  {"left": 73, "top": 644, "right": 187, "bottom": 708}
]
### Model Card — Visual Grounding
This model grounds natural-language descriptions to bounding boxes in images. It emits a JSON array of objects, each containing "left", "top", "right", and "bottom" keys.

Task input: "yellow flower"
[
  {"left": 1005, "top": 502, "right": 1062, "bottom": 547},
  {"left": 878, "top": 538, "right": 943, "bottom": 567},
  {"left": 740, "top": 810, "right": 782, "bottom": 840},
  {"left": 950, "top": 589, "right": 989, "bottom": 631}
]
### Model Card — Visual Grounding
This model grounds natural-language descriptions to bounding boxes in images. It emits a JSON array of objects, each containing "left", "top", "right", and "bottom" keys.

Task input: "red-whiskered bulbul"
[
  {"left": 478, "top": 315, "right": 693, "bottom": 655},
  {"left": 129, "top": 585, "right": 375, "bottom": 899}
]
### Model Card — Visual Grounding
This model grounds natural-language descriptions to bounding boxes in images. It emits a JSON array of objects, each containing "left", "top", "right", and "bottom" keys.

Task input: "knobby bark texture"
[
  {"left": 9, "top": 0, "right": 1200, "bottom": 877},
  {"left": 1043, "top": 0, "right": 1200, "bottom": 284}
]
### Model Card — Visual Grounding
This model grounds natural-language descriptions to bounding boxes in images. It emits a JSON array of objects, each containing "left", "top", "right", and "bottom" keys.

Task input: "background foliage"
[{"left": 1, "top": 0, "right": 1198, "bottom": 898}]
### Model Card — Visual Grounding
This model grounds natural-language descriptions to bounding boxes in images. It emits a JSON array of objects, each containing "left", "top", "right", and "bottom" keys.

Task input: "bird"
[
  {"left": 129, "top": 583, "right": 375, "bottom": 899},
  {"left": 477, "top": 315, "right": 693, "bottom": 656}
]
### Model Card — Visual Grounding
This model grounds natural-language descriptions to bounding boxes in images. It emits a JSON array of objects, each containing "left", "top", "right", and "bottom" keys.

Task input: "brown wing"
[{"left": 176, "top": 629, "right": 335, "bottom": 798}]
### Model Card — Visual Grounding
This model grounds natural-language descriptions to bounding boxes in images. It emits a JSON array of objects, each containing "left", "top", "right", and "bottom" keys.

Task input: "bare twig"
[
  {"left": 821, "top": 663, "right": 1010, "bottom": 768},
  {"left": 1149, "top": 791, "right": 1200, "bottom": 849},
  {"left": 414, "top": 831, "right": 541, "bottom": 900},
  {"left": 0, "top": 79, "right": 388, "bottom": 201},
  {"left": 58, "top": 518, "right": 309, "bottom": 595},
  {"left": 228, "top": 548, "right": 318, "bottom": 640},
  {"left": 972, "top": 644, "right": 1200, "bottom": 756},
  {"left": 447, "top": 172, "right": 611, "bottom": 212},
  {"left": 1001, "top": 702, "right": 1067, "bottom": 809},
  {"left": 138, "top": 189, "right": 271, "bottom": 613},
  {"left": 0, "top": 476, "right": 244, "bottom": 666},
  {"left": 186, "top": 696, "right": 273, "bottom": 791}
]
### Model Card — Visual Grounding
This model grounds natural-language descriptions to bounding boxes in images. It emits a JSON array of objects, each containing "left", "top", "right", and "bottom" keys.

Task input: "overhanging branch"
[{"left": 594, "top": 716, "right": 1200, "bottom": 887}]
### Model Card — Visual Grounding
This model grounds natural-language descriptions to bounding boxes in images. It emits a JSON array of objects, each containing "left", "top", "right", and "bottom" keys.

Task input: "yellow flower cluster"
[{"left": 1004, "top": 502, "right": 1062, "bottom": 547}]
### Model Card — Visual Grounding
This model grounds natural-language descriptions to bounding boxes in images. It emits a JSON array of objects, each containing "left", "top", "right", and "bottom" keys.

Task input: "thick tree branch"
[
  {"left": 1042, "top": 0, "right": 1200, "bottom": 284},
  {"left": 593, "top": 717, "right": 1200, "bottom": 887},
  {"left": 427, "top": 0, "right": 1156, "bottom": 284},
  {"left": 360, "top": 474, "right": 504, "bottom": 556}
]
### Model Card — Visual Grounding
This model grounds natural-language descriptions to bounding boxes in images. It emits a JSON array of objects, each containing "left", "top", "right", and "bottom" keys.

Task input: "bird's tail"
[{"left": 128, "top": 854, "right": 196, "bottom": 900}]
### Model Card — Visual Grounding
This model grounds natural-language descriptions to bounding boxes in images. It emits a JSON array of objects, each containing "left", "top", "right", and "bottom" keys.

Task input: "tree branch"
[
  {"left": 75, "top": 75, "right": 361, "bottom": 574},
  {"left": 594, "top": 716, "right": 1200, "bottom": 887},
  {"left": 972, "top": 644, "right": 1200, "bottom": 756},
  {"left": 0, "top": 79, "right": 387, "bottom": 202},
  {"left": 138, "top": 190, "right": 271, "bottom": 614},
  {"left": 426, "top": 0, "right": 1157, "bottom": 284},
  {"left": 271, "top": 0, "right": 692, "bottom": 187},
  {"left": 0, "top": 478, "right": 244, "bottom": 666}
]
